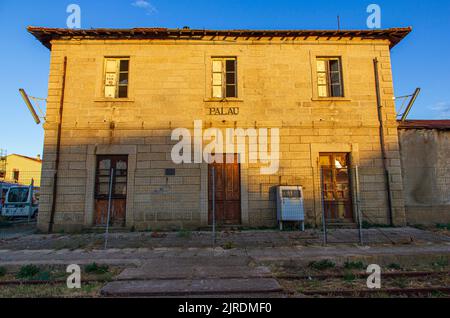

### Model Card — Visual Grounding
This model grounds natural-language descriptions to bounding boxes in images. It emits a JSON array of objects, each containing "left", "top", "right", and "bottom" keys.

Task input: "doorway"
[
  {"left": 320, "top": 153, "right": 354, "bottom": 223},
  {"left": 208, "top": 154, "right": 241, "bottom": 225},
  {"left": 95, "top": 155, "right": 128, "bottom": 227}
]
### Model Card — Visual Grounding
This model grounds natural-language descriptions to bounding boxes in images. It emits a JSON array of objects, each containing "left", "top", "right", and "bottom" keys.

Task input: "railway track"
[
  {"left": 277, "top": 271, "right": 450, "bottom": 298},
  {"left": 275, "top": 271, "right": 450, "bottom": 280},
  {"left": 300, "top": 287, "right": 450, "bottom": 297}
]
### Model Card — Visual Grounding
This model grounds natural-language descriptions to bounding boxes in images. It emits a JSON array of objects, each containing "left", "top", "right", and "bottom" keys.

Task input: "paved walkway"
[
  {"left": 1, "top": 227, "right": 449, "bottom": 251},
  {"left": 0, "top": 242, "right": 449, "bottom": 267}
]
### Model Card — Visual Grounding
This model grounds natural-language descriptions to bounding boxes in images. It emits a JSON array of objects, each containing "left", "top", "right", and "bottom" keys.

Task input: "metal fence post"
[
  {"left": 104, "top": 168, "right": 114, "bottom": 250},
  {"left": 355, "top": 166, "right": 364, "bottom": 245},
  {"left": 212, "top": 167, "right": 216, "bottom": 246},
  {"left": 320, "top": 167, "right": 328, "bottom": 245}
]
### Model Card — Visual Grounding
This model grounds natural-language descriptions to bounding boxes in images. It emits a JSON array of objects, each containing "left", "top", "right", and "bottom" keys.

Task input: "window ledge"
[
  {"left": 94, "top": 98, "right": 135, "bottom": 103},
  {"left": 204, "top": 98, "right": 244, "bottom": 103},
  {"left": 312, "top": 97, "right": 351, "bottom": 102}
]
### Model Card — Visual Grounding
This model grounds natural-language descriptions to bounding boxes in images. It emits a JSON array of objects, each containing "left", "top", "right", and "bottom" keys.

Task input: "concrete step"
[{"left": 101, "top": 278, "right": 283, "bottom": 297}]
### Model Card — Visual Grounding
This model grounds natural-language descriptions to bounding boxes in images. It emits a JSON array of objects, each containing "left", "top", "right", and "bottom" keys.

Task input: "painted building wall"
[
  {"left": 37, "top": 36, "right": 405, "bottom": 232},
  {"left": 399, "top": 128, "right": 450, "bottom": 225},
  {"left": 4, "top": 154, "right": 42, "bottom": 187}
]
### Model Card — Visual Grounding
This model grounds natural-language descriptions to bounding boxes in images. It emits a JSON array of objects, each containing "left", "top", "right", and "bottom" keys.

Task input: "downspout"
[
  {"left": 373, "top": 58, "right": 394, "bottom": 226},
  {"left": 48, "top": 56, "right": 67, "bottom": 233}
]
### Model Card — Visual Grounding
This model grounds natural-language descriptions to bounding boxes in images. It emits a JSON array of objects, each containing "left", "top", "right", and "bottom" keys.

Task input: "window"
[
  {"left": 7, "top": 188, "right": 29, "bottom": 203},
  {"left": 317, "top": 58, "right": 344, "bottom": 97},
  {"left": 13, "top": 170, "right": 19, "bottom": 183},
  {"left": 104, "top": 58, "right": 129, "bottom": 98},
  {"left": 212, "top": 58, "right": 237, "bottom": 98}
]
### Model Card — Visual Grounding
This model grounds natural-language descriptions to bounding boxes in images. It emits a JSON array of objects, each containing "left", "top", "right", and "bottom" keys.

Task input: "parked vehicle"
[
  {"left": 0, "top": 182, "right": 16, "bottom": 211},
  {"left": 1, "top": 185, "right": 39, "bottom": 219}
]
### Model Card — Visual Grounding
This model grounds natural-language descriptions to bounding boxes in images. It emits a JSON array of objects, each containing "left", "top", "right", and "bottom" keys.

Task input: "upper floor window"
[
  {"left": 317, "top": 58, "right": 344, "bottom": 98},
  {"left": 212, "top": 57, "right": 237, "bottom": 98},
  {"left": 104, "top": 58, "right": 129, "bottom": 98}
]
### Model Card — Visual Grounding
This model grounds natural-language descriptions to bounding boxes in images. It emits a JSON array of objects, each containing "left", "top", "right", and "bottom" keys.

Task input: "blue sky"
[{"left": 0, "top": 0, "right": 449, "bottom": 158}]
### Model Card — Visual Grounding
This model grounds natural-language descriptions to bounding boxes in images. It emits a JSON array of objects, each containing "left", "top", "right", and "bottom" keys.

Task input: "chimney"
[{"left": 37, "top": 154, "right": 41, "bottom": 160}]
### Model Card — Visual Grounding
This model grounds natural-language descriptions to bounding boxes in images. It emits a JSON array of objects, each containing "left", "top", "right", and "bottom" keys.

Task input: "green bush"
[
  {"left": 436, "top": 223, "right": 450, "bottom": 231},
  {"left": 309, "top": 260, "right": 336, "bottom": 271},
  {"left": 85, "top": 263, "right": 109, "bottom": 274},
  {"left": 387, "top": 263, "right": 402, "bottom": 270},
  {"left": 343, "top": 272, "right": 356, "bottom": 282},
  {"left": 0, "top": 267, "right": 6, "bottom": 277},
  {"left": 16, "top": 265, "right": 41, "bottom": 280},
  {"left": 344, "top": 261, "right": 365, "bottom": 270},
  {"left": 177, "top": 229, "right": 192, "bottom": 238}
]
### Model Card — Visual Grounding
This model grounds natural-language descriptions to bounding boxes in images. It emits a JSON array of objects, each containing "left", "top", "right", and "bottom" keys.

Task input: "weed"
[
  {"left": 432, "top": 257, "right": 448, "bottom": 268},
  {"left": 436, "top": 223, "right": 450, "bottom": 231},
  {"left": 177, "top": 229, "right": 192, "bottom": 239},
  {"left": 387, "top": 263, "right": 402, "bottom": 270},
  {"left": 344, "top": 261, "right": 365, "bottom": 270},
  {"left": 85, "top": 263, "right": 109, "bottom": 275},
  {"left": 343, "top": 272, "right": 357, "bottom": 282},
  {"left": 16, "top": 265, "right": 41, "bottom": 280},
  {"left": 362, "top": 222, "right": 393, "bottom": 229},
  {"left": 222, "top": 241, "right": 237, "bottom": 250},
  {"left": 308, "top": 260, "right": 336, "bottom": 271}
]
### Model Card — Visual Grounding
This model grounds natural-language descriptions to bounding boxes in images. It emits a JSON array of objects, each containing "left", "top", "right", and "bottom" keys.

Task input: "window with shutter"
[
  {"left": 104, "top": 58, "right": 129, "bottom": 99},
  {"left": 316, "top": 58, "right": 344, "bottom": 98},
  {"left": 211, "top": 57, "right": 237, "bottom": 99}
]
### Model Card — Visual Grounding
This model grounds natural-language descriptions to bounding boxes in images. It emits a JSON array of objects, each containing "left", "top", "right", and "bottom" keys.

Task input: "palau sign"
[{"left": 208, "top": 107, "right": 240, "bottom": 116}]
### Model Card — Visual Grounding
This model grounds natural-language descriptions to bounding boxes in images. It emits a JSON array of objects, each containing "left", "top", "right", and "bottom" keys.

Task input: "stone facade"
[{"left": 34, "top": 29, "right": 407, "bottom": 232}]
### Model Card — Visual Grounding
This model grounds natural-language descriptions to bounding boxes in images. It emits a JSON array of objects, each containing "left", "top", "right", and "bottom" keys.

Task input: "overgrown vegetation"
[
  {"left": 16, "top": 265, "right": 41, "bottom": 280},
  {"left": 222, "top": 241, "right": 237, "bottom": 250},
  {"left": 387, "top": 263, "right": 402, "bottom": 270},
  {"left": 432, "top": 257, "right": 449, "bottom": 268},
  {"left": 362, "top": 221, "right": 393, "bottom": 229},
  {"left": 177, "top": 229, "right": 192, "bottom": 238},
  {"left": 84, "top": 263, "right": 109, "bottom": 275},
  {"left": 436, "top": 223, "right": 450, "bottom": 231},
  {"left": 344, "top": 261, "right": 366, "bottom": 270},
  {"left": 308, "top": 260, "right": 336, "bottom": 271}
]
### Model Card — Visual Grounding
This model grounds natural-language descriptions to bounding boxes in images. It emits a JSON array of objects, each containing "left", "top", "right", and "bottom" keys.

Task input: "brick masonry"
[{"left": 37, "top": 36, "right": 406, "bottom": 232}]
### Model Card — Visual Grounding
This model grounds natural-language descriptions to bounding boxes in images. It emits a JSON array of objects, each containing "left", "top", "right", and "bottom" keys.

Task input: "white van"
[
  {"left": 1, "top": 182, "right": 16, "bottom": 211},
  {"left": 1, "top": 185, "right": 39, "bottom": 219}
]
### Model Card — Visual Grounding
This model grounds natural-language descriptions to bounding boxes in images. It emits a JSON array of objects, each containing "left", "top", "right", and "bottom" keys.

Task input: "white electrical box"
[{"left": 277, "top": 186, "right": 305, "bottom": 231}]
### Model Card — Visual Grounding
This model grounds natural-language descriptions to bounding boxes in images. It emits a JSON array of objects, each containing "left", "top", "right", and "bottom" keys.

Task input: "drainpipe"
[
  {"left": 373, "top": 58, "right": 394, "bottom": 226},
  {"left": 48, "top": 56, "right": 67, "bottom": 233}
]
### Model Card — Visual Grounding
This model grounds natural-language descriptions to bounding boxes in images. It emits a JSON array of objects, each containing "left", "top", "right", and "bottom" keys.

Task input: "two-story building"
[{"left": 29, "top": 26, "right": 411, "bottom": 232}]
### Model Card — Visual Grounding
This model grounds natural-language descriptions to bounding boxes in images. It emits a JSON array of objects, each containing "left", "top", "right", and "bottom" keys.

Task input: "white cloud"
[
  {"left": 132, "top": 0, "right": 157, "bottom": 15},
  {"left": 430, "top": 102, "right": 450, "bottom": 119}
]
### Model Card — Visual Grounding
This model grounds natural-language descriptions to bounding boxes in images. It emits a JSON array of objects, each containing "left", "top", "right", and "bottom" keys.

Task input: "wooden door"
[
  {"left": 320, "top": 153, "right": 354, "bottom": 222},
  {"left": 95, "top": 155, "right": 128, "bottom": 227},
  {"left": 208, "top": 154, "right": 241, "bottom": 225}
]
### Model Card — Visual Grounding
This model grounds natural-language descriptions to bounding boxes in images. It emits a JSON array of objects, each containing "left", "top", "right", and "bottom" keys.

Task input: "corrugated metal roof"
[
  {"left": 398, "top": 120, "right": 450, "bottom": 130},
  {"left": 27, "top": 26, "right": 412, "bottom": 50}
]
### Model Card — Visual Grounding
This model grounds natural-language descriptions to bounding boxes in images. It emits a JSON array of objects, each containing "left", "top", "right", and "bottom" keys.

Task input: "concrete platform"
[
  {"left": 117, "top": 257, "right": 271, "bottom": 280},
  {"left": 101, "top": 278, "right": 282, "bottom": 297}
]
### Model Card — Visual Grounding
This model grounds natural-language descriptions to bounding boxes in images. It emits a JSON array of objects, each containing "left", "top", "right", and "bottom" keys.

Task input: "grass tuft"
[
  {"left": 85, "top": 263, "right": 109, "bottom": 274},
  {"left": 308, "top": 260, "right": 336, "bottom": 271}
]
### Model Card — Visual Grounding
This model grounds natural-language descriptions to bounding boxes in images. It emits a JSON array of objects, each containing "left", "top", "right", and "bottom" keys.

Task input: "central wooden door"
[
  {"left": 208, "top": 154, "right": 241, "bottom": 225},
  {"left": 320, "top": 153, "right": 354, "bottom": 223},
  {"left": 95, "top": 155, "right": 128, "bottom": 227}
]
